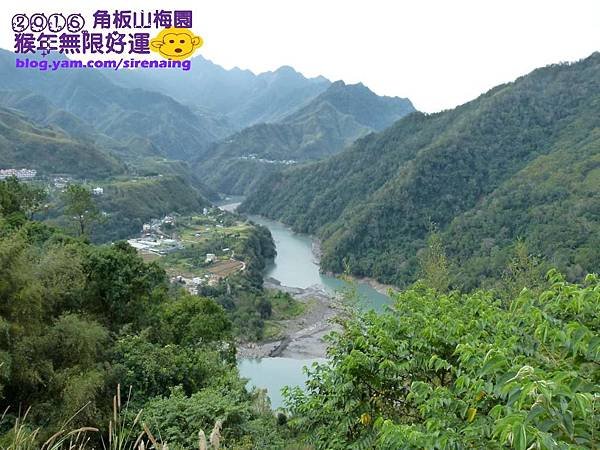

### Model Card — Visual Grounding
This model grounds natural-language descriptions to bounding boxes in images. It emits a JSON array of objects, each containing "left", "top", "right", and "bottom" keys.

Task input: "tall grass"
[
  {"left": 102, "top": 384, "right": 148, "bottom": 450},
  {"left": 0, "top": 385, "right": 162, "bottom": 450},
  {"left": 0, "top": 385, "right": 227, "bottom": 449},
  {"left": 1, "top": 404, "right": 98, "bottom": 450}
]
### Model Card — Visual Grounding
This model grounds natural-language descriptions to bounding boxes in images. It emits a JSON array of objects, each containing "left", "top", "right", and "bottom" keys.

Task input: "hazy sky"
[{"left": 2, "top": 0, "right": 599, "bottom": 112}]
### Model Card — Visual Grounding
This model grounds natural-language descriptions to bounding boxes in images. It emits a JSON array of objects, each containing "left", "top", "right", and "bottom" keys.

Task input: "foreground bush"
[{"left": 285, "top": 271, "right": 599, "bottom": 449}]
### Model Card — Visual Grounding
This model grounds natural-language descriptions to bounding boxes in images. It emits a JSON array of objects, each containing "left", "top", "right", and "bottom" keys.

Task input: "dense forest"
[
  {"left": 0, "top": 178, "right": 301, "bottom": 449},
  {"left": 241, "top": 53, "right": 600, "bottom": 289},
  {"left": 1, "top": 178, "right": 598, "bottom": 449},
  {"left": 284, "top": 270, "right": 600, "bottom": 449}
]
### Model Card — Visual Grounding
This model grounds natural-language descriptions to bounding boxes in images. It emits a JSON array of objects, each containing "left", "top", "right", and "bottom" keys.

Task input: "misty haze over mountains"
[{"left": 0, "top": 49, "right": 411, "bottom": 163}]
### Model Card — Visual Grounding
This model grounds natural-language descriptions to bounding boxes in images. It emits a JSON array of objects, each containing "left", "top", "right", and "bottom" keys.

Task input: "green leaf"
[
  {"left": 512, "top": 423, "right": 527, "bottom": 450},
  {"left": 466, "top": 407, "right": 477, "bottom": 423}
]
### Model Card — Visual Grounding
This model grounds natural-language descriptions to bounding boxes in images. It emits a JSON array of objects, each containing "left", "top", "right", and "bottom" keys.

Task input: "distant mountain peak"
[
  {"left": 326, "top": 80, "right": 372, "bottom": 94},
  {"left": 286, "top": 78, "right": 415, "bottom": 131},
  {"left": 274, "top": 65, "right": 297, "bottom": 74}
]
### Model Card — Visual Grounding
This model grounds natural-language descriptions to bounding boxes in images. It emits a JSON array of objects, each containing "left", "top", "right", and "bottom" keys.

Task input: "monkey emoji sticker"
[{"left": 150, "top": 27, "right": 203, "bottom": 60}]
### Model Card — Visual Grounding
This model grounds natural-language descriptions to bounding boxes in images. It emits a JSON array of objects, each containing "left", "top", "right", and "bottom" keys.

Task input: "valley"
[
  {"left": 0, "top": 15, "right": 598, "bottom": 448},
  {"left": 195, "top": 81, "right": 415, "bottom": 194},
  {"left": 231, "top": 206, "right": 392, "bottom": 409},
  {"left": 241, "top": 53, "right": 600, "bottom": 291}
]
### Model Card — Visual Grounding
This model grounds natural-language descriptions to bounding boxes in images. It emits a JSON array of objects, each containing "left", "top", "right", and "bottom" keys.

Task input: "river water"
[
  {"left": 219, "top": 200, "right": 391, "bottom": 409},
  {"left": 249, "top": 216, "right": 390, "bottom": 310}
]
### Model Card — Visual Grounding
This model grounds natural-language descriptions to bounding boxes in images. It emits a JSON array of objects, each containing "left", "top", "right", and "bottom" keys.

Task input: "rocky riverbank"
[
  {"left": 349, "top": 275, "right": 398, "bottom": 297},
  {"left": 235, "top": 214, "right": 393, "bottom": 360},
  {"left": 236, "top": 279, "right": 340, "bottom": 359}
]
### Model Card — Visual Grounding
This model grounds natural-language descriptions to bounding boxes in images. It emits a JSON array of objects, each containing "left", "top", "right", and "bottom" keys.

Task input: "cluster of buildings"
[
  {"left": 127, "top": 215, "right": 181, "bottom": 255},
  {"left": 127, "top": 214, "right": 240, "bottom": 295},
  {"left": 0, "top": 168, "right": 37, "bottom": 180},
  {"left": 52, "top": 176, "right": 72, "bottom": 189},
  {"left": 0, "top": 173, "right": 107, "bottom": 201},
  {"left": 238, "top": 154, "right": 297, "bottom": 165},
  {"left": 140, "top": 215, "right": 175, "bottom": 236},
  {"left": 127, "top": 236, "right": 182, "bottom": 255},
  {"left": 171, "top": 273, "right": 220, "bottom": 294}
]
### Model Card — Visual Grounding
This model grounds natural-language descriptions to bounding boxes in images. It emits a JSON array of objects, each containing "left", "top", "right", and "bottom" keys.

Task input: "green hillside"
[
  {"left": 0, "top": 90, "right": 97, "bottom": 142},
  {"left": 445, "top": 117, "right": 600, "bottom": 289},
  {"left": 0, "top": 89, "right": 164, "bottom": 162},
  {"left": 287, "top": 80, "right": 414, "bottom": 131},
  {"left": 0, "top": 108, "right": 123, "bottom": 178},
  {"left": 134, "top": 158, "right": 219, "bottom": 201},
  {"left": 93, "top": 175, "right": 210, "bottom": 242},
  {"left": 241, "top": 53, "right": 600, "bottom": 288},
  {"left": 196, "top": 81, "right": 415, "bottom": 194}
]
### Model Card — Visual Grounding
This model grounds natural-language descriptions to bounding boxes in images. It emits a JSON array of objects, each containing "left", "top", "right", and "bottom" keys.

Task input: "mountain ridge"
[
  {"left": 195, "top": 80, "right": 415, "bottom": 194},
  {"left": 0, "top": 106, "right": 124, "bottom": 178},
  {"left": 0, "top": 49, "right": 233, "bottom": 161},
  {"left": 110, "top": 54, "right": 331, "bottom": 129},
  {"left": 240, "top": 52, "right": 600, "bottom": 288}
]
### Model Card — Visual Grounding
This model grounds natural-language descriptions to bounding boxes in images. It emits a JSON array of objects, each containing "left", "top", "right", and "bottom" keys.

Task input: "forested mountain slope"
[
  {"left": 0, "top": 107, "right": 123, "bottom": 178},
  {"left": 241, "top": 53, "right": 600, "bottom": 287},
  {"left": 287, "top": 80, "right": 414, "bottom": 131},
  {"left": 196, "top": 81, "right": 414, "bottom": 194}
]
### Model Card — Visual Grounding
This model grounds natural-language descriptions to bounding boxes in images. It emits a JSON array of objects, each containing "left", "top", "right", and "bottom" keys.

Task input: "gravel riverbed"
[{"left": 236, "top": 278, "right": 341, "bottom": 359}]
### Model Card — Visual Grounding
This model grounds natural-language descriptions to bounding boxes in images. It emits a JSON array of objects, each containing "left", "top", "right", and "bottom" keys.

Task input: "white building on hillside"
[{"left": 0, "top": 168, "right": 37, "bottom": 180}]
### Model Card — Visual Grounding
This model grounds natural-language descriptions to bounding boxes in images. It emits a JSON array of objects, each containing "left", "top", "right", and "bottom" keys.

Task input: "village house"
[{"left": 0, "top": 168, "right": 37, "bottom": 180}]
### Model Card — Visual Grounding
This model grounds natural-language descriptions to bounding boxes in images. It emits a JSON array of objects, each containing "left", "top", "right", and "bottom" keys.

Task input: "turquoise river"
[{"left": 220, "top": 202, "right": 391, "bottom": 409}]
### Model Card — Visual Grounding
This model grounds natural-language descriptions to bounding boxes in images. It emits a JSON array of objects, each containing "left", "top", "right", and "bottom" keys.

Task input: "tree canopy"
[{"left": 285, "top": 272, "right": 600, "bottom": 449}]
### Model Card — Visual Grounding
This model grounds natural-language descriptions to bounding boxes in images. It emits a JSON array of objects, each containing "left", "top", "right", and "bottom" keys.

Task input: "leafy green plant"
[{"left": 284, "top": 270, "right": 599, "bottom": 449}]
